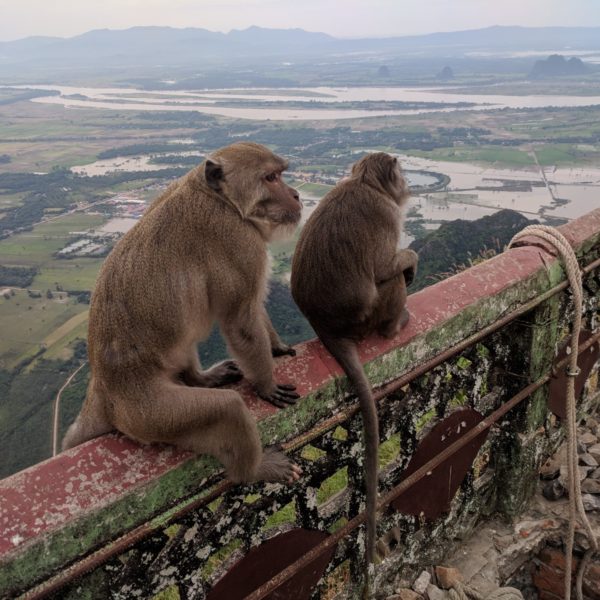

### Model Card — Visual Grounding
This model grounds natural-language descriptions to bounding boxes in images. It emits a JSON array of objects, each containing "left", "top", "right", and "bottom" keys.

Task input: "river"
[{"left": 11, "top": 84, "right": 600, "bottom": 121}]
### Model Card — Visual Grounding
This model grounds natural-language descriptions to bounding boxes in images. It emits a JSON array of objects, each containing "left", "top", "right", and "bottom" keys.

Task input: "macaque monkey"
[
  {"left": 63, "top": 142, "right": 303, "bottom": 484},
  {"left": 291, "top": 153, "right": 417, "bottom": 571}
]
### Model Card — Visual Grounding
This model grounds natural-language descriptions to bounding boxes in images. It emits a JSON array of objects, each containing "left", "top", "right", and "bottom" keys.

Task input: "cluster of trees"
[
  {"left": 0, "top": 89, "right": 59, "bottom": 106},
  {"left": 0, "top": 265, "right": 37, "bottom": 287},
  {"left": 0, "top": 346, "right": 86, "bottom": 478}
]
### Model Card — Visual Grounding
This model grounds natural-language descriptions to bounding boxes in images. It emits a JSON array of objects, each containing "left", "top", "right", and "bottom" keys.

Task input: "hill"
[
  {"left": 2, "top": 25, "right": 600, "bottom": 71},
  {"left": 409, "top": 209, "right": 536, "bottom": 291},
  {"left": 529, "top": 54, "right": 590, "bottom": 79}
]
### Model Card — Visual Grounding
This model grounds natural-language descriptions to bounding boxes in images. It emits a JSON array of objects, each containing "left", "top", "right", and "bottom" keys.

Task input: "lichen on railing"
[{"left": 1, "top": 209, "right": 600, "bottom": 600}]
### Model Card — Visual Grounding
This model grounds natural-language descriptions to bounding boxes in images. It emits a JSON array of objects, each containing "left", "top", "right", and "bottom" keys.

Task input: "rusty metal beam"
[{"left": 245, "top": 329, "right": 600, "bottom": 600}]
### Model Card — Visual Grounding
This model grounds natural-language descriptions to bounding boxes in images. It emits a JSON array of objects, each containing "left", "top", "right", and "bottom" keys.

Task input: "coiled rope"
[
  {"left": 448, "top": 582, "right": 523, "bottom": 600},
  {"left": 508, "top": 225, "right": 599, "bottom": 600}
]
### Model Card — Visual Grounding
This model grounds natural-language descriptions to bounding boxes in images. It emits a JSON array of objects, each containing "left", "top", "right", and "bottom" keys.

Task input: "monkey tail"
[{"left": 316, "top": 331, "right": 379, "bottom": 569}]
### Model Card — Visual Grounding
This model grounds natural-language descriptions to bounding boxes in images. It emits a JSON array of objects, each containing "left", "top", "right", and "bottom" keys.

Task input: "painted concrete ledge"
[{"left": 1, "top": 208, "right": 600, "bottom": 594}]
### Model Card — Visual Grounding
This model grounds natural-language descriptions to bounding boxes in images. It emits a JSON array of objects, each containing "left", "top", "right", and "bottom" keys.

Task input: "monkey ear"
[{"left": 205, "top": 159, "right": 224, "bottom": 191}]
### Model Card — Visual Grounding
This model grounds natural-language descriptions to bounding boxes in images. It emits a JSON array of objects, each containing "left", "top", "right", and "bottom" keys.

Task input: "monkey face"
[
  {"left": 205, "top": 142, "right": 302, "bottom": 240},
  {"left": 253, "top": 169, "right": 302, "bottom": 225}
]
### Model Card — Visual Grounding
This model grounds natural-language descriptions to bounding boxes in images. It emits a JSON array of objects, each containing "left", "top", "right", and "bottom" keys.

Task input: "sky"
[{"left": 1, "top": 0, "right": 600, "bottom": 42}]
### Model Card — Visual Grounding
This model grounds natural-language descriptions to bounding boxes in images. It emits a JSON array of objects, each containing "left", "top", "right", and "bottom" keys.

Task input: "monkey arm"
[
  {"left": 396, "top": 248, "right": 418, "bottom": 287},
  {"left": 375, "top": 248, "right": 419, "bottom": 287}
]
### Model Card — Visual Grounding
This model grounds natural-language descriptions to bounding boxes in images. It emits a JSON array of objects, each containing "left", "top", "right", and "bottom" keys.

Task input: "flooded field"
[{"left": 396, "top": 154, "right": 600, "bottom": 223}]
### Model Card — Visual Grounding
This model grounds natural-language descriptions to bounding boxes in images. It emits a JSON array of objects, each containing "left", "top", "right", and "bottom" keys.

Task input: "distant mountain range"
[{"left": 1, "top": 25, "right": 600, "bottom": 70}]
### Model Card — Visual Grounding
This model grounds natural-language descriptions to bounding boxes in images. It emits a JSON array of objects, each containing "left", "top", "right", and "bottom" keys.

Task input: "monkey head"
[
  {"left": 204, "top": 142, "right": 302, "bottom": 241},
  {"left": 351, "top": 152, "right": 409, "bottom": 206}
]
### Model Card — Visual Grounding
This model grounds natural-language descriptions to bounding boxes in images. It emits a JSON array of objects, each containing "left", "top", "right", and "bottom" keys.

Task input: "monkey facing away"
[
  {"left": 291, "top": 153, "right": 417, "bottom": 570},
  {"left": 63, "top": 142, "right": 303, "bottom": 484}
]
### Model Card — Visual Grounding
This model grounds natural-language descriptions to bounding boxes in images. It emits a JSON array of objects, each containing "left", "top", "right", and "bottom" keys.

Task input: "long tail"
[{"left": 316, "top": 331, "right": 379, "bottom": 567}]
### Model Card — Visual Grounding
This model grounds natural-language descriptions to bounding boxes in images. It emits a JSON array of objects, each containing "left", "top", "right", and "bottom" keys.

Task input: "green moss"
[
  {"left": 200, "top": 539, "right": 243, "bottom": 580},
  {"left": 262, "top": 500, "right": 296, "bottom": 530},
  {"left": 480, "top": 379, "right": 489, "bottom": 396},
  {"left": 164, "top": 524, "right": 181, "bottom": 540},
  {"left": 152, "top": 585, "right": 181, "bottom": 600},
  {"left": 328, "top": 516, "right": 348, "bottom": 533},
  {"left": 379, "top": 433, "right": 401, "bottom": 467},
  {"left": 415, "top": 408, "right": 436, "bottom": 433},
  {"left": 244, "top": 493, "right": 261, "bottom": 504},
  {"left": 301, "top": 444, "right": 327, "bottom": 461},
  {"left": 332, "top": 426, "right": 348, "bottom": 441},
  {"left": 449, "top": 390, "right": 468, "bottom": 408},
  {"left": 207, "top": 497, "right": 222, "bottom": 513},
  {"left": 456, "top": 357, "right": 472, "bottom": 370},
  {"left": 318, "top": 467, "right": 348, "bottom": 504},
  {"left": 476, "top": 344, "right": 490, "bottom": 358}
]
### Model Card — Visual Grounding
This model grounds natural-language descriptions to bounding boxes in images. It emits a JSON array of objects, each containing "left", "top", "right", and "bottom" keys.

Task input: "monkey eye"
[{"left": 265, "top": 172, "right": 278, "bottom": 182}]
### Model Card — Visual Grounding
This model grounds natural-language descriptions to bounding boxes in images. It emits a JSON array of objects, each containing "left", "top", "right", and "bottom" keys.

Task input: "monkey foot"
[
  {"left": 259, "top": 446, "right": 303, "bottom": 483},
  {"left": 378, "top": 309, "right": 410, "bottom": 339},
  {"left": 272, "top": 344, "right": 296, "bottom": 357},
  {"left": 258, "top": 383, "right": 300, "bottom": 408},
  {"left": 203, "top": 360, "right": 244, "bottom": 387}
]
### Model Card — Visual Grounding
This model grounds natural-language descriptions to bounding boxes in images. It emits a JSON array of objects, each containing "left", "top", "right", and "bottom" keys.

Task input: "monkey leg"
[
  {"left": 119, "top": 382, "right": 299, "bottom": 483},
  {"left": 180, "top": 348, "right": 243, "bottom": 388},
  {"left": 62, "top": 379, "right": 114, "bottom": 450}
]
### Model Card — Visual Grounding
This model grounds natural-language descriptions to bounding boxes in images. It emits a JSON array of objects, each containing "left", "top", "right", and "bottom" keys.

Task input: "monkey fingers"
[
  {"left": 259, "top": 384, "right": 300, "bottom": 408},
  {"left": 271, "top": 345, "right": 297, "bottom": 357},
  {"left": 261, "top": 446, "right": 303, "bottom": 483},
  {"left": 201, "top": 360, "right": 244, "bottom": 387}
]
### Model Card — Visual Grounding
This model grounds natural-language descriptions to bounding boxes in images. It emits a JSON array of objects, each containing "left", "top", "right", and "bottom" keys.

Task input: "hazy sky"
[{"left": 2, "top": 0, "right": 600, "bottom": 42}]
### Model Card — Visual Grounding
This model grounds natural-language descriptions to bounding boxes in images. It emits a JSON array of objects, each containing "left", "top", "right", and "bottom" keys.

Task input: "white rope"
[
  {"left": 448, "top": 582, "right": 523, "bottom": 600},
  {"left": 448, "top": 582, "right": 483, "bottom": 600},
  {"left": 509, "top": 225, "right": 599, "bottom": 600}
]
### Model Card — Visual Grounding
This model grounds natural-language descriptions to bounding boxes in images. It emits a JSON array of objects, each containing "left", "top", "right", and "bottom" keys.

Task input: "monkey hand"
[
  {"left": 397, "top": 248, "right": 418, "bottom": 287},
  {"left": 258, "top": 383, "right": 299, "bottom": 408},
  {"left": 271, "top": 344, "right": 296, "bottom": 357}
]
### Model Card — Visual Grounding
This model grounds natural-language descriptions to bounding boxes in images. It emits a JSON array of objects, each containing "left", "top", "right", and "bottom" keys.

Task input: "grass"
[
  {"left": 409, "top": 146, "right": 536, "bottom": 166},
  {"left": 0, "top": 212, "right": 104, "bottom": 366},
  {"left": 0, "top": 290, "right": 86, "bottom": 368},
  {"left": 42, "top": 310, "right": 89, "bottom": 348},
  {"left": 0, "top": 213, "right": 106, "bottom": 266},
  {"left": 31, "top": 258, "right": 104, "bottom": 292},
  {"left": 42, "top": 320, "right": 87, "bottom": 361},
  {"left": 534, "top": 144, "right": 579, "bottom": 165},
  {"left": 0, "top": 193, "right": 25, "bottom": 210}
]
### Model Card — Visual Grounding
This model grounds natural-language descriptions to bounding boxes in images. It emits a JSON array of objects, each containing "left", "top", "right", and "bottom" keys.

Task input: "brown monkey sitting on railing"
[{"left": 64, "top": 142, "right": 302, "bottom": 485}]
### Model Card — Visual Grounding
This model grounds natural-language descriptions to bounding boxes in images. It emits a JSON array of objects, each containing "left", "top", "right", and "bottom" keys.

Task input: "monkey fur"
[
  {"left": 63, "top": 142, "right": 303, "bottom": 484},
  {"left": 291, "top": 152, "right": 417, "bottom": 574}
]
